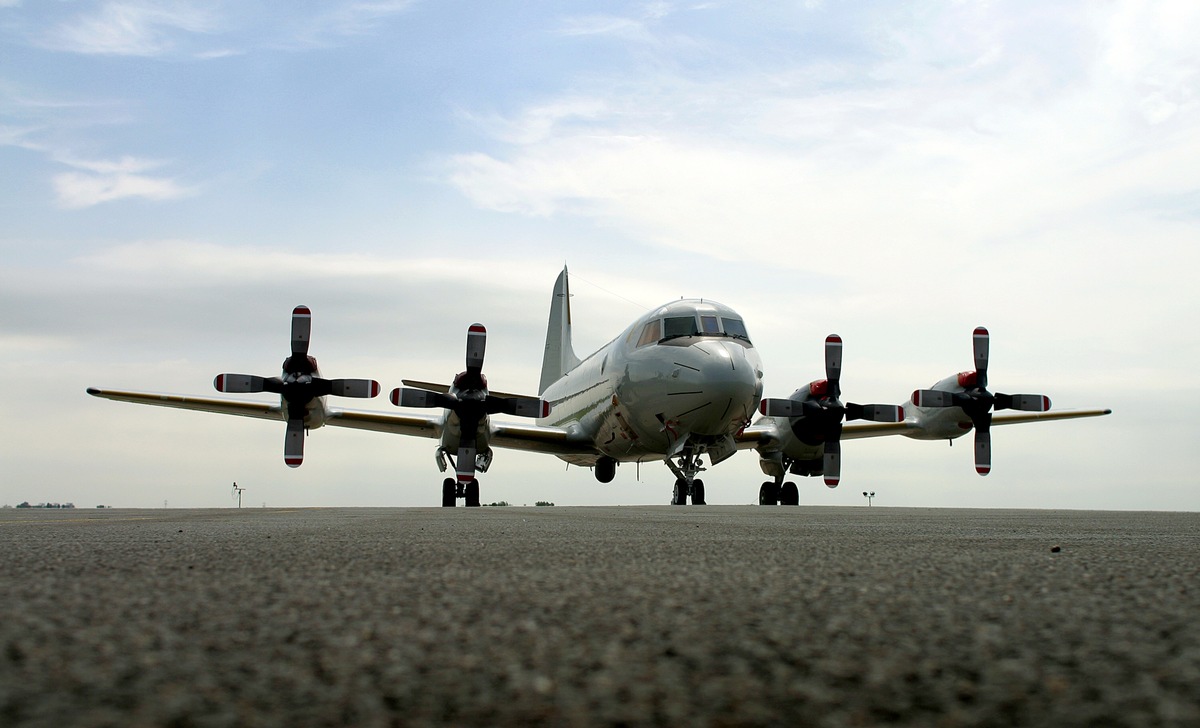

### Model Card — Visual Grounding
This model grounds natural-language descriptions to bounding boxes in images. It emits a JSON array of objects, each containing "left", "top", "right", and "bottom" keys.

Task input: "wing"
[
  {"left": 490, "top": 421, "right": 598, "bottom": 456},
  {"left": 736, "top": 407, "right": 1113, "bottom": 447},
  {"left": 87, "top": 388, "right": 283, "bottom": 421},
  {"left": 87, "top": 387, "right": 596, "bottom": 455},
  {"left": 840, "top": 407, "right": 1113, "bottom": 439}
]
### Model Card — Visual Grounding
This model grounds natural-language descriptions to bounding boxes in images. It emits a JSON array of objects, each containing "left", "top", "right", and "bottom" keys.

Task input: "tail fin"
[{"left": 539, "top": 266, "right": 582, "bottom": 394}]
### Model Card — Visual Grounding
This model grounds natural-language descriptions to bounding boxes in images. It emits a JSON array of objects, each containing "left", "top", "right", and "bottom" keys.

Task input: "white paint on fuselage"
[{"left": 538, "top": 299, "right": 763, "bottom": 465}]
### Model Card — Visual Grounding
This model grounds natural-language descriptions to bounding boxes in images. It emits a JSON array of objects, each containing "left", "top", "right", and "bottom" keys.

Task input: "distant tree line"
[{"left": 13, "top": 502, "right": 76, "bottom": 509}]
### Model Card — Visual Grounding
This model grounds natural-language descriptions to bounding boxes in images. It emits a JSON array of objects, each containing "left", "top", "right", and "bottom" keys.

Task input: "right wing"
[
  {"left": 87, "top": 388, "right": 283, "bottom": 421},
  {"left": 86, "top": 387, "right": 597, "bottom": 455}
]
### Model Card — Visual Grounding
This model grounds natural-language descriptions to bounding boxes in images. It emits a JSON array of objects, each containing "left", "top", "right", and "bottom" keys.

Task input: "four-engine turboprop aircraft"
[{"left": 87, "top": 267, "right": 1111, "bottom": 506}]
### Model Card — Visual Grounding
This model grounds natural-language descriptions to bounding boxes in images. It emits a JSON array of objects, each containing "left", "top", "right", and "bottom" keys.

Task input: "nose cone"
[{"left": 668, "top": 340, "right": 762, "bottom": 437}]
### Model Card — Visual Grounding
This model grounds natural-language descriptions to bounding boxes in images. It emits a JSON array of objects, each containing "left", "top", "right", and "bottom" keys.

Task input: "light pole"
[
  {"left": 862, "top": 491, "right": 875, "bottom": 507},
  {"left": 232, "top": 482, "right": 245, "bottom": 508}
]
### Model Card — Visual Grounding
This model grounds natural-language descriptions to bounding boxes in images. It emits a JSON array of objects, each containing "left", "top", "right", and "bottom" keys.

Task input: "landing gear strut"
[{"left": 666, "top": 446, "right": 708, "bottom": 505}]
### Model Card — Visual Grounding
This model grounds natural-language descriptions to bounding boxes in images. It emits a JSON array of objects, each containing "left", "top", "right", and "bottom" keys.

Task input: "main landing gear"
[
  {"left": 671, "top": 478, "right": 706, "bottom": 506},
  {"left": 442, "top": 477, "right": 481, "bottom": 508},
  {"left": 758, "top": 481, "right": 800, "bottom": 506}
]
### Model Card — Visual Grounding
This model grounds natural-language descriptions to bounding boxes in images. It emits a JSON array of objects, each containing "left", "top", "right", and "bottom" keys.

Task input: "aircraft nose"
[{"left": 673, "top": 340, "right": 762, "bottom": 436}]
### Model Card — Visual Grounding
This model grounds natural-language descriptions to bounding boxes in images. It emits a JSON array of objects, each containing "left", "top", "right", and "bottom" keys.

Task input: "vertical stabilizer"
[{"left": 539, "top": 266, "right": 582, "bottom": 394}]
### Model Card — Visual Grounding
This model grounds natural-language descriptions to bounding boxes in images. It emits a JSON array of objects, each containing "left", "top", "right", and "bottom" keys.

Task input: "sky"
[{"left": 2, "top": 1, "right": 1196, "bottom": 510}]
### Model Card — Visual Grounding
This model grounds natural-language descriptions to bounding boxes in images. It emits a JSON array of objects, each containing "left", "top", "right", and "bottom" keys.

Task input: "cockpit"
[{"left": 630, "top": 304, "right": 753, "bottom": 349}]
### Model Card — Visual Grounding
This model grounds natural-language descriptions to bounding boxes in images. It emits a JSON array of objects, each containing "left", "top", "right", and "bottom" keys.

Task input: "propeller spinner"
[
  {"left": 911, "top": 326, "right": 1050, "bottom": 475},
  {"left": 760, "top": 334, "right": 903, "bottom": 487},
  {"left": 213, "top": 306, "right": 380, "bottom": 467}
]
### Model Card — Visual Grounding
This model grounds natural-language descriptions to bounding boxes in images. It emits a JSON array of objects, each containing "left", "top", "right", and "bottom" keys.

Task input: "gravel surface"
[{"left": 1, "top": 506, "right": 1198, "bottom": 727}]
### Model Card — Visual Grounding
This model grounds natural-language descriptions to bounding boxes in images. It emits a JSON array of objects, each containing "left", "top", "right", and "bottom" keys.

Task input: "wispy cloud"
[
  {"left": 40, "top": 1, "right": 218, "bottom": 56},
  {"left": 53, "top": 156, "right": 194, "bottom": 208},
  {"left": 284, "top": 0, "right": 418, "bottom": 48}
]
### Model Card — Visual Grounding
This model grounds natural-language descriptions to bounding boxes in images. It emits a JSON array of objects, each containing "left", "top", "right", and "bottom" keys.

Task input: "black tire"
[
  {"left": 595, "top": 456, "right": 616, "bottom": 483},
  {"left": 465, "top": 479, "right": 481, "bottom": 508},
  {"left": 441, "top": 478, "right": 456, "bottom": 508},
  {"left": 672, "top": 479, "right": 688, "bottom": 506},
  {"left": 691, "top": 479, "right": 706, "bottom": 505},
  {"left": 780, "top": 481, "right": 799, "bottom": 506},
  {"left": 758, "top": 481, "right": 779, "bottom": 506}
]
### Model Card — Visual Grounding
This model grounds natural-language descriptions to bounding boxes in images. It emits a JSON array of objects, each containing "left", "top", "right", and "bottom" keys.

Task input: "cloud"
[
  {"left": 40, "top": 1, "right": 218, "bottom": 56},
  {"left": 53, "top": 158, "right": 195, "bottom": 207}
]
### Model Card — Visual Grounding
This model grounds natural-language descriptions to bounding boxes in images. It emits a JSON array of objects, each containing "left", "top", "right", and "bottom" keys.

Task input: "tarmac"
[{"left": 1, "top": 505, "right": 1197, "bottom": 727}]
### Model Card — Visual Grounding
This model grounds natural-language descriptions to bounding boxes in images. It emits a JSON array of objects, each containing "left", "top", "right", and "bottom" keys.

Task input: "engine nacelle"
[{"left": 755, "top": 380, "right": 830, "bottom": 478}]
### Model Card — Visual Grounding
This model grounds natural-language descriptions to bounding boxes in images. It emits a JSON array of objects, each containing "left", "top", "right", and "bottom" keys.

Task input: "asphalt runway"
[{"left": 2, "top": 506, "right": 1197, "bottom": 727}]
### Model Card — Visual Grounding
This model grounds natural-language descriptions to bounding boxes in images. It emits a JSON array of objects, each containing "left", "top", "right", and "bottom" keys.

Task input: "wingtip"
[{"left": 86, "top": 387, "right": 101, "bottom": 396}]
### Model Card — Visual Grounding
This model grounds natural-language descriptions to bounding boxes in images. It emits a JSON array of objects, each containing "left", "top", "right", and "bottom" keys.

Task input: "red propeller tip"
[
  {"left": 973, "top": 326, "right": 988, "bottom": 337},
  {"left": 975, "top": 465, "right": 991, "bottom": 475},
  {"left": 285, "top": 457, "right": 303, "bottom": 467},
  {"left": 824, "top": 476, "right": 840, "bottom": 488},
  {"left": 826, "top": 334, "right": 842, "bottom": 344},
  {"left": 293, "top": 306, "right": 311, "bottom": 317},
  {"left": 469, "top": 324, "right": 486, "bottom": 334},
  {"left": 389, "top": 389, "right": 401, "bottom": 406}
]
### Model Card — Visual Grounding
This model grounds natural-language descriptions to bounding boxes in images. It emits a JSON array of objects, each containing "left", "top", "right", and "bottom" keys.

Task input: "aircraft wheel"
[
  {"left": 441, "top": 478, "right": 456, "bottom": 507},
  {"left": 691, "top": 479, "right": 706, "bottom": 505},
  {"left": 671, "top": 479, "right": 688, "bottom": 506},
  {"left": 758, "top": 481, "right": 779, "bottom": 506},
  {"left": 595, "top": 456, "right": 616, "bottom": 483},
  {"left": 465, "top": 479, "right": 481, "bottom": 508},
  {"left": 780, "top": 481, "right": 800, "bottom": 506}
]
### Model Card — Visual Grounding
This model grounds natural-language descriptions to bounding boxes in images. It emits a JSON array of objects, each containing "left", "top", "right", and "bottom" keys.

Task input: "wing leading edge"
[
  {"left": 85, "top": 387, "right": 593, "bottom": 454},
  {"left": 736, "top": 407, "right": 1113, "bottom": 449}
]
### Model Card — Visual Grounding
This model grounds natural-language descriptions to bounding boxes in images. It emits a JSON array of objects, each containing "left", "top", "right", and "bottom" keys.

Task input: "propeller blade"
[
  {"left": 912, "top": 389, "right": 955, "bottom": 408},
  {"left": 995, "top": 393, "right": 1050, "bottom": 412},
  {"left": 391, "top": 387, "right": 456, "bottom": 409},
  {"left": 974, "top": 425, "right": 991, "bottom": 475},
  {"left": 466, "top": 323, "right": 486, "bottom": 373},
  {"left": 760, "top": 398, "right": 801, "bottom": 417},
  {"left": 214, "top": 374, "right": 272, "bottom": 393},
  {"left": 284, "top": 418, "right": 305, "bottom": 468},
  {"left": 847, "top": 403, "right": 904, "bottom": 422},
  {"left": 973, "top": 326, "right": 989, "bottom": 389},
  {"left": 823, "top": 438, "right": 841, "bottom": 487},
  {"left": 825, "top": 334, "right": 842, "bottom": 397},
  {"left": 291, "top": 306, "right": 312, "bottom": 357},
  {"left": 489, "top": 396, "right": 551, "bottom": 418},
  {"left": 327, "top": 378, "right": 381, "bottom": 398}
]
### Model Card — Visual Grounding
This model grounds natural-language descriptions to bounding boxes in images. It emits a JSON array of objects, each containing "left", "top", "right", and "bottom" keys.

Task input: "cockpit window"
[
  {"left": 636, "top": 320, "right": 661, "bottom": 347},
  {"left": 663, "top": 316, "right": 699, "bottom": 339},
  {"left": 635, "top": 313, "right": 753, "bottom": 347},
  {"left": 721, "top": 317, "right": 750, "bottom": 342}
]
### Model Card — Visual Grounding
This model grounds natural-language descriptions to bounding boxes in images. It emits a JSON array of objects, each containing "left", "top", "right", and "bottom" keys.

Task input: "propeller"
[
  {"left": 760, "top": 334, "right": 903, "bottom": 487},
  {"left": 911, "top": 326, "right": 1050, "bottom": 475},
  {"left": 390, "top": 323, "right": 550, "bottom": 484},
  {"left": 213, "top": 306, "right": 380, "bottom": 467}
]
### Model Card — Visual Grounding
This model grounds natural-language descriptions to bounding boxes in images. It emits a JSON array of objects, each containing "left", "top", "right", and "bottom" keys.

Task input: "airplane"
[{"left": 87, "top": 267, "right": 1111, "bottom": 506}]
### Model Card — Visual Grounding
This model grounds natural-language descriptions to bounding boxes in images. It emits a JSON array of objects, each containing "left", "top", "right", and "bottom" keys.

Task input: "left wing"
[{"left": 738, "top": 407, "right": 1113, "bottom": 448}]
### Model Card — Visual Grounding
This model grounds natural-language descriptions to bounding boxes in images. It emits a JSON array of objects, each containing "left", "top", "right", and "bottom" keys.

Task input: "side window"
[
  {"left": 700, "top": 315, "right": 720, "bottom": 334},
  {"left": 722, "top": 317, "right": 750, "bottom": 342},
  {"left": 636, "top": 320, "right": 661, "bottom": 347},
  {"left": 663, "top": 316, "right": 698, "bottom": 338}
]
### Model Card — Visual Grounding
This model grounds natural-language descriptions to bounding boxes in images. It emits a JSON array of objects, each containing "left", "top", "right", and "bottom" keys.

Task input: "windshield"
[{"left": 635, "top": 314, "right": 752, "bottom": 347}]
